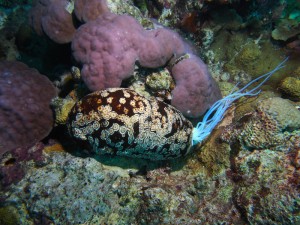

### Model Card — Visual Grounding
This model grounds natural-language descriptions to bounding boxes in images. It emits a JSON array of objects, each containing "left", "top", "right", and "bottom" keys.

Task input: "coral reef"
[
  {"left": 0, "top": 0, "right": 299, "bottom": 224},
  {"left": 68, "top": 88, "right": 193, "bottom": 160},
  {"left": 74, "top": 0, "right": 145, "bottom": 24},
  {"left": 258, "top": 97, "right": 300, "bottom": 131},
  {"left": 233, "top": 91, "right": 280, "bottom": 122},
  {"left": 4, "top": 152, "right": 125, "bottom": 224},
  {"left": 2, "top": 122, "right": 299, "bottom": 224},
  {"left": 144, "top": 68, "right": 174, "bottom": 103},
  {"left": 0, "top": 150, "right": 243, "bottom": 224},
  {"left": 0, "top": 61, "right": 57, "bottom": 155},
  {"left": 271, "top": 0, "right": 300, "bottom": 55},
  {"left": 235, "top": 42, "right": 261, "bottom": 68},
  {"left": 145, "top": 68, "right": 174, "bottom": 91},
  {"left": 271, "top": 19, "right": 300, "bottom": 41},
  {"left": 188, "top": 128, "right": 231, "bottom": 176},
  {"left": 218, "top": 81, "right": 238, "bottom": 96}
]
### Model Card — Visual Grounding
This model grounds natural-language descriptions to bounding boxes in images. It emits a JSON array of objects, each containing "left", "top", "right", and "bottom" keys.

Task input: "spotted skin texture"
[{"left": 68, "top": 88, "right": 193, "bottom": 160}]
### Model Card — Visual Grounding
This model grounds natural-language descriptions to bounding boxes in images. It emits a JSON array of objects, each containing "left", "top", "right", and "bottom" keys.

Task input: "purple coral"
[
  {"left": 29, "top": 0, "right": 221, "bottom": 117},
  {"left": 71, "top": 12, "right": 220, "bottom": 117},
  {"left": 0, "top": 61, "right": 57, "bottom": 156},
  {"left": 171, "top": 54, "right": 221, "bottom": 117},
  {"left": 71, "top": 13, "right": 188, "bottom": 91},
  {"left": 29, "top": 0, "right": 76, "bottom": 44},
  {"left": 71, "top": 13, "right": 142, "bottom": 91},
  {"left": 74, "top": 0, "right": 109, "bottom": 22}
]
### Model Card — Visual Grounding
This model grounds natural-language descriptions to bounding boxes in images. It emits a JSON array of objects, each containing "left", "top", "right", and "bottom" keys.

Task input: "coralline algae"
[{"left": 67, "top": 88, "right": 193, "bottom": 160}]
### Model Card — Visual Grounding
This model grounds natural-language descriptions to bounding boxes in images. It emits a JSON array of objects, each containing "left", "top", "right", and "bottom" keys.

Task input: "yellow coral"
[
  {"left": 278, "top": 77, "right": 300, "bottom": 100},
  {"left": 51, "top": 97, "right": 76, "bottom": 125},
  {"left": 43, "top": 143, "right": 66, "bottom": 153},
  {"left": 237, "top": 43, "right": 261, "bottom": 65},
  {"left": 58, "top": 99, "right": 76, "bottom": 124}
]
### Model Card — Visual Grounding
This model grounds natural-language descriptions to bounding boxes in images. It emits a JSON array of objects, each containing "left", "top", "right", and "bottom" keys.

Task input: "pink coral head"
[
  {"left": 138, "top": 28, "right": 188, "bottom": 68},
  {"left": 74, "top": 0, "right": 109, "bottom": 22},
  {"left": 171, "top": 54, "right": 222, "bottom": 118},
  {"left": 71, "top": 11, "right": 221, "bottom": 117},
  {"left": 29, "top": 0, "right": 76, "bottom": 44},
  {"left": 0, "top": 61, "right": 57, "bottom": 156},
  {"left": 28, "top": 0, "right": 47, "bottom": 36},
  {"left": 72, "top": 13, "right": 142, "bottom": 91},
  {"left": 72, "top": 12, "right": 193, "bottom": 91}
]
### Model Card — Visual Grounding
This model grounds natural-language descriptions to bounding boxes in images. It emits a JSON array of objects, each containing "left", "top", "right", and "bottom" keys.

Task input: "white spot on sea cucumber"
[{"left": 119, "top": 98, "right": 126, "bottom": 104}]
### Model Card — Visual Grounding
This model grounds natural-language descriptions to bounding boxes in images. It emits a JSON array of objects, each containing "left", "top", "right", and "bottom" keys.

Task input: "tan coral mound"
[{"left": 278, "top": 76, "right": 300, "bottom": 101}]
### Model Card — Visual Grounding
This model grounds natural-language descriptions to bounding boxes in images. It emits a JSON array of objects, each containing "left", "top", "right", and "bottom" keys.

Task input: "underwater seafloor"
[{"left": 0, "top": 0, "right": 300, "bottom": 224}]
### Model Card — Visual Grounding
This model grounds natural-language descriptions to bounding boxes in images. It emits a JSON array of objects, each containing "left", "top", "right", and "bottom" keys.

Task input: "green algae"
[{"left": 0, "top": 205, "right": 20, "bottom": 225}]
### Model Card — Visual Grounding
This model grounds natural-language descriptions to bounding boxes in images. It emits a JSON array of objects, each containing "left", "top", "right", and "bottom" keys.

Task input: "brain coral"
[
  {"left": 67, "top": 88, "right": 193, "bottom": 160},
  {"left": 0, "top": 61, "right": 57, "bottom": 155}
]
